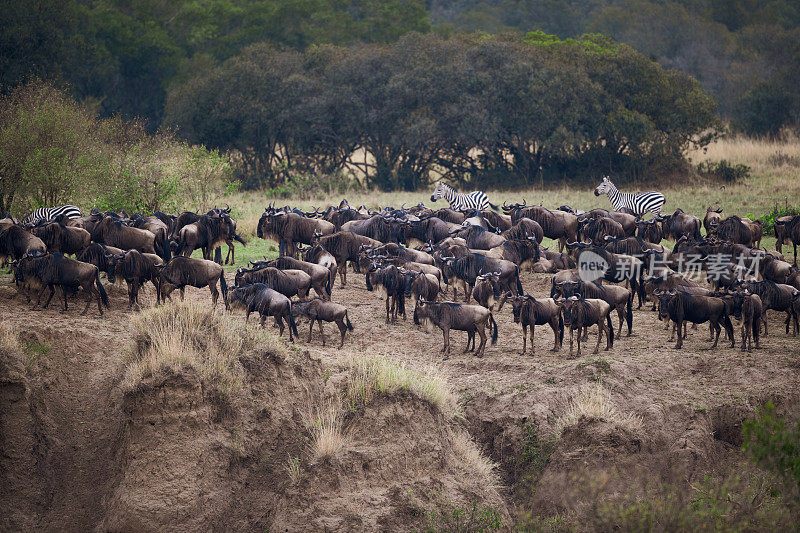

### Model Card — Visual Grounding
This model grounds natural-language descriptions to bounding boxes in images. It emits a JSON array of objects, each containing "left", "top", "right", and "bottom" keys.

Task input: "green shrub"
[
  {"left": 742, "top": 402, "right": 800, "bottom": 493},
  {"left": 750, "top": 204, "right": 800, "bottom": 236},
  {"left": 697, "top": 159, "right": 751, "bottom": 182}
]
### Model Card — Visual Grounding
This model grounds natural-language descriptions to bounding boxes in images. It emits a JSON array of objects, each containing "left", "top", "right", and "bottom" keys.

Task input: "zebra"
[
  {"left": 430, "top": 182, "right": 498, "bottom": 212},
  {"left": 21, "top": 205, "right": 83, "bottom": 225},
  {"left": 593, "top": 177, "right": 665, "bottom": 218}
]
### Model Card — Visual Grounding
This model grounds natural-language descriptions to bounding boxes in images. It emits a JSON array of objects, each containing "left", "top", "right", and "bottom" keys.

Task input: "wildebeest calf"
[{"left": 291, "top": 298, "right": 354, "bottom": 348}]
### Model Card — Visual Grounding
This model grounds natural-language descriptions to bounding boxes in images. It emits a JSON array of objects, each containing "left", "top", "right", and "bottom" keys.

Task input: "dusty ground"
[{"left": 1, "top": 259, "right": 798, "bottom": 530}]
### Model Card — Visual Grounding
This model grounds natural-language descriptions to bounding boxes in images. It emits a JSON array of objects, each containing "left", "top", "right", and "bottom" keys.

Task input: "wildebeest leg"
[
  {"left": 711, "top": 320, "right": 721, "bottom": 348},
  {"left": 385, "top": 294, "right": 391, "bottom": 323},
  {"left": 337, "top": 319, "right": 347, "bottom": 349},
  {"left": 339, "top": 262, "right": 347, "bottom": 287},
  {"left": 442, "top": 327, "right": 451, "bottom": 359},
  {"left": 529, "top": 324, "right": 536, "bottom": 356},
  {"left": 741, "top": 322, "right": 749, "bottom": 352},
  {"left": 179, "top": 287, "right": 185, "bottom": 301},
  {"left": 308, "top": 321, "right": 314, "bottom": 343},
  {"left": 569, "top": 327, "right": 575, "bottom": 358},
  {"left": 520, "top": 324, "right": 527, "bottom": 356},
  {"left": 259, "top": 313, "right": 265, "bottom": 327},
  {"left": 675, "top": 320, "right": 684, "bottom": 349},
  {"left": 465, "top": 284, "right": 472, "bottom": 303},
  {"left": 276, "top": 316, "right": 286, "bottom": 338},
  {"left": 616, "top": 307, "right": 624, "bottom": 338},
  {"left": 43, "top": 285, "right": 56, "bottom": 309},
  {"left": 210, "top": 282, "right": 219, "bottom": 308},
  {"left": 476, "top": 325, "right": 487, "bottom": 357},
  {"left": 593, "top": 324, "right": 602, "bottom": 354},
  {"left": 464, "top": 331, "right": 473, "bottom": 353},
  {"left": 762, "top": 310, "right": 768, "bottom": 336},
  {"left": 317, "top": 320, "right": 326, "bottom": 346}
]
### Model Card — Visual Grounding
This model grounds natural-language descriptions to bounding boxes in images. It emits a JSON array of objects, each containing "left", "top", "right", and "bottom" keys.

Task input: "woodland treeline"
[
  {"left": 1, "top": 0, "right": 797, "bottom": 191},
  {"left": 166, "top": 32, "right": 717, "bottom": 190}
]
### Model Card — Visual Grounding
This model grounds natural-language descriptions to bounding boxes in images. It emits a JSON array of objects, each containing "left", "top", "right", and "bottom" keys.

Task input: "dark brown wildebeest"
[
  {"left": 413, "top": 300, "right": 497, "bottom": 359},
  {"left": 407, "top": 216, "right": 459, "bottom": 247},
  {"left": 774, "top": 215, "right": 797, "bottom": 256},
  {"left": 31, "top": 221, "right": 90, "bottom": 255},
  {"left": 567, "top": 242, "right": 646, "bottom": 307},
  {"left": 734, "top": 279, "right": 798, "bottom": 336},
  {"left": 742, "top": 217, "right": 763, "bottom": 248},
  {"left": 471, "top": 272, "right": 504, "bottom": 311},
  {"left": 234, "top": 265, "right": 312, "bottom": 300},
  {"left": 172, "top": 214, "right": 236, "bottom": 263},
  {"left": 366, "top": 264, "right": 407, "bottom": 323},
  {"left": 362, "top": 242, "right": 435, "bottom": 265},
  {"left": 257, "top": 210, "right": 334, "bottom": 257},
  {"left": 300, "top": 243, "right": 338, "bottom": 291},
  {"left": 581, "top": 216, "right": 625, "bottom": 246},
  {"left": 579, "top": 209, "right": 637, "bottom": 236},
  {"left": 171, "top": 211, "right": 201, "bottom": 239},
  {"left": 502, "top": 203, "right": 578, "bottom": 252},
  {"left": 157, "top": 256, "right": 228, "bottom": 309},
  {"left": 107, "top": 249, "right": 163, "bottom": 309},
  {"left": 635, "top": 218, "right": 664, "bottom": 244},
  {"left": 291, "top": 298, "right": 354, "bottom": 348},
  {"left": 643, "top": 270, "right": 705, "bottom": 310},
  {"left": 313, "top": 231, "right": 382, "bottom": 286},
  {"left": 430, "top": 208, "right": 465, "bottom": 224},
  {"left": 0, "top": 225, "right": 46, "bottom": 265},
  {"left": 132, "top": 214, "right": 172, "bottom": 262},
  {"left": 509, "top": 294, "right": 563, "bottom": 355},
  {"left": 703, "top": 206, "right": 723, "bottom": 234},
  {"left": 502, "top": 217, "right": 544, "bottom": 244},
  {"left": 655, "top": 290, "right": 734, "bottom": 349},
  {"left": 729, "top": 290, "right": 762, "bottom": 352},
  {"left": 559, "top": 295, "right": 613, "bottom": 358},
  {"left": 77, "top": 243, "right": 124, "bottom": 279},
  {"left": 533, "top": 248, "right": 575, "bottom": 273},
  {"left": 658, "top": 209, "right": 702, "bottom": 241},
  {"left": 24, "top": 252, "right": 110, "bottom": 315},
  {"left": 483, "top": 238, "right": 540, "bottom": 269},
  {"left": 405, "top": 270, "right": 439, "bottom": 313},
  {"left": 341, "top": 215, "right": 407, "bottom": 244},
  {"left": 716, "top": 215, "right": 755, "bottom": 247},
  {"left": 92, "top": 216, "right": 156, "bottom": 254},
  {"left": 441, "top": 253, "right": 522, "bottom": 303},
  {"left": 228, "top": 283, "right": 298, "bottom": 341},
  {"left": 758, "top": 254, "right": 796, "bottom": 284},
  {"left": 261, "top": 256, "right": 331, "bottom": 299},
  {"left": 555, "top": 279, "right": 633, "bottom": 337},
  {"left": 451, "top": 225, "right": 506, "bottom": 250}
]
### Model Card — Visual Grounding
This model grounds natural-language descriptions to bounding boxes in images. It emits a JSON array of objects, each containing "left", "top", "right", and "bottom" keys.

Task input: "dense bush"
[
  {"left": 0, "top": 80, "right": 232, "bottom": 217},
  {"left": 697, "top": 159, "right": 751, "bottom": 183},
  {"left": 166, "top": 32, "right": 718, "bottom": 190},
  {"left": 743, "top": 402, "right": 800, "bottom": 494}
]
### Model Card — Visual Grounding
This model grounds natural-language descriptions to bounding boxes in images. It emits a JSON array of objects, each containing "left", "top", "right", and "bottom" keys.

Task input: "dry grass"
[
  {"left": 346, "top": 355, "right": 457, "bottom": 416},
  {"left": 121, "top": 300, "right": 282, "bottom": 396},
  {"left": 0, "top": 323, "right": 21, "bottom": 354},
  {"left": 285, "top": 456, "right": 301, "bottom": 484},
  {"left": 451, "top": 430, "right": 501, "bottom": 490},
  {"left": 306, "top": 397, "right": 346, "bottom": 460},
  {"left": 554, "top": 383, "right": 643, "bottom": 437}
]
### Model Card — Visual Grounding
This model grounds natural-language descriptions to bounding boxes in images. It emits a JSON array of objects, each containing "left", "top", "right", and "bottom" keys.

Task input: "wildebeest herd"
[{"left": 2, "top": 179, "right": 800, "bottom": 359}]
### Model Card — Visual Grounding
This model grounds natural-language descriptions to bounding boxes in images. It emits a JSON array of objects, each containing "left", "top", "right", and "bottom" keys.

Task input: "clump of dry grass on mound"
[
  {"left": 345, "top": 355, "right": 457, "bottom": 416},
  {"left": 121, "top": 301, "right": 284, "bottom": 396},
  {"left": 554, "top": 383, "right": 643, "bottom": 437},
  {"left": 305, "top": 397, "right": 347, "bottom": 460},
  {"left": 0, "top": 323, "right": 21, "bottom": 355},
  {"left": 451, "top": 430, "right": 501, "bottom": 490}
]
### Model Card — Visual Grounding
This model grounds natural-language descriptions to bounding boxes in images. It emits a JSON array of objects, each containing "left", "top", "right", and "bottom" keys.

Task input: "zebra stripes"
[
  {"left": 430, "top": 182, "right": 496, "bottom": 211},
  {"left": 593, "top": 177, "right": 665, "bottom": 218},
  {"left": 21, "top": 205, "right": 82, "bottom": 225}
]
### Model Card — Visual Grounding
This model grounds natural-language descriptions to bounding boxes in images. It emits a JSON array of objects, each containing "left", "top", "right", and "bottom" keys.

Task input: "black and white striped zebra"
[
  {"left": 430, "top": 182, "right": 497, "bottom": 212},
  {"left": 21, "top": 205, "right": 82, "bottom": 225},
  {"left": 593, "top": 177, "right": 665, "bottom": 218}
]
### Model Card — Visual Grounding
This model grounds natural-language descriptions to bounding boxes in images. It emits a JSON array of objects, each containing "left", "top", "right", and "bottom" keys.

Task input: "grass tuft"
[
  {"left": 0, "top": 323, "right": 21, "bottom": 355},
  {"left": 451, "top": 430, "right": 501, "bottom": 490},
  {"left": 306, "top": 397, "right": 346, "bottom": 460},
  {"left": 121, "top": 300, "right": 283, "bottom": 397},
  {"left": 346, "top": 355, "right": 457, "bottom": 416},
  {"left": 554, "top": 383, "right": 643, "bottom": 437}
]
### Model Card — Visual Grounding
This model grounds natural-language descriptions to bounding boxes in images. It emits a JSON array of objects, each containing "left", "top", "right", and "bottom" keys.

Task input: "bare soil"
[{"left": 1, "top": 264, "right": 798, "bottom": 531}]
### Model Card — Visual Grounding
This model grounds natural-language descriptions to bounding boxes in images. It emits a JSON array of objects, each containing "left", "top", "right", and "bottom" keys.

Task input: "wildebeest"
[
  {"left": 76, "top": 243, "right": 124, "bottom": 279},
  {"left": 655, "top": 290, "right": 734, "bottom": 349},
  {"left": 758, "top": 254, "right": 797, "bottom": 284},
  {"left": 413, "top": 301, "right": 497, "bottom": 359},
  {"left": 362, "top": 242, "right": 435, "bottom": 265},
  {"left": 228, "top": 283, "right": 298, "bottom": 341},
  {"left": 92, "top": 216, "right": 156, "bottom": 254},
  {"left": 774, "top": 215, "right": 797, "bottom": 256},
  {"left": 734, "top": 279, "right": 798, "bottom": 336},
  {"left": 291, "top": 298, "right": 354, "bottom": 348},
  {"left": 703, "top": 206, "right": 723, "bottom": 234},
  {"left": 0, "top": 225, "right": 46, "bottom": 265},
  {"left": 560, "top": 296, "right": 613, "bottom": 357},
  {"left": 471, "top": 272, "right": 504, "bottom": 311},
  {"left": 132, "top": 214, "right": 172, "bottom": 262},
  {"left": 366, "top": 264, "right": 407, "bottom": 323},
  {"left": 659, "top": 209, "right": 702, "bottom": 241},
  {"left": 502, "top": 203, "right": 578, "bottom": 252},
  {"left": 157, "top": 256, "right": 228, "bottom": 309},
  {"left": 483, "top": 238, "right": 540, "bottom": 269},
  {"left": 775, "top": 215, "right": 800, "bottom": 264},
  {"left": 502, "top": 217, "right": 544, "bottom": 244},
  {"left": 729, "top": 290, "right": 763, "bottom": 352},
  {"left": 406, "top": 270, "right": 440, "bottom": 313},
  {"left": 300, "top": 243, "right": 338, "bottom": 291},
  {"left": 635, "top": 218, "right": 663, "bottom": 244},
  {"left": 716, "top": 215, "right": 755, "bottom": 247},
  {"left": 234, "top": 266, "right": 312, "bottom": 300},
  {"left": 31, "top": 221, "right": 90, "bottom": 255},
  {"left": 407, "top": 216, "right": 459, "bottom": 246},
  {"left": 441, "top": 253, "right": 522, "bottom": 303},
  {"left": 555, "top": 279, "right": 633, "bottom": 337},
  {"left": 341, "top": 215, "right": 407, "bottom": 244},
  {"left": 451, "top": 225, "right": 506, "bottom": 250},
  {"left": 312, "top": 231, "right": 382, "bottom": 286},
  {"left": 22, "top": 252, "right": 109, "bottom": 315},
  {"left": 581, "top": 216, "right": 626, "bottom": 246},
  {"left": 509, "top": 294, "right": 563, "bottom": 355},
  {"left": 257, "top": 210, "right": 334, "bottom": 257},
  {"left": 107, "top": 249, "right": 163, "bottom": 309},
  {"left": 567, "top": 242, "right": 646, "bottom": 307},
  {"left": 172, "top": 214, "right": 236, "bottom": 263},
  {"left": 261, "top": 256, "right": 331, "bottom": 299}
]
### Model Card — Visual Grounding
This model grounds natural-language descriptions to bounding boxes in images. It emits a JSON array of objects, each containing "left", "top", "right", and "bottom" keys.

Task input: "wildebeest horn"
[{"left": 224, "top": 203, "right": 230, "bottom": 212}]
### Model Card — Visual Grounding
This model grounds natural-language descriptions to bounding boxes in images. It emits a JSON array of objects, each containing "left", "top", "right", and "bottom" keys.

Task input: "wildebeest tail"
[
  {"left": 722, "top": 309, "right": 734, "bottom": 343},
  {"left": 325, "top": 269, "right": 333, "bottom": 298},
  {"left": 606, "top": 313, "right": 614, "bottom": 347},
  {"left": 214, "top": 246, "right": 222, "bottom": 264},
  {"left": 487, "top": 201, "right": 500, "bottom": 212},
  {"left": 626, "top": 291, "right": 633, "bottom": 335},
  {"left": 219, "top": 273, "right": 229, "bottom": 309},
  {"left": 345, "top": 310, "right": 354, "bottom": 331},
  {"left": 288, "top": 304, "right": 300, "bottom": 339},
  {"left": 515, "top": 267, "right": 523, "bottom": 294},
  {"left": 489, "top": 312, "right": 498, "bottom": 345},
  {"left": 155, "top": 235, "right": 171, "bottom": 263},
  {"left": 558, "top": 312, "right": 564, "bottom": 344},
  {"left": 95, "top": 269, "right": 110, "bottom": 309}
]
